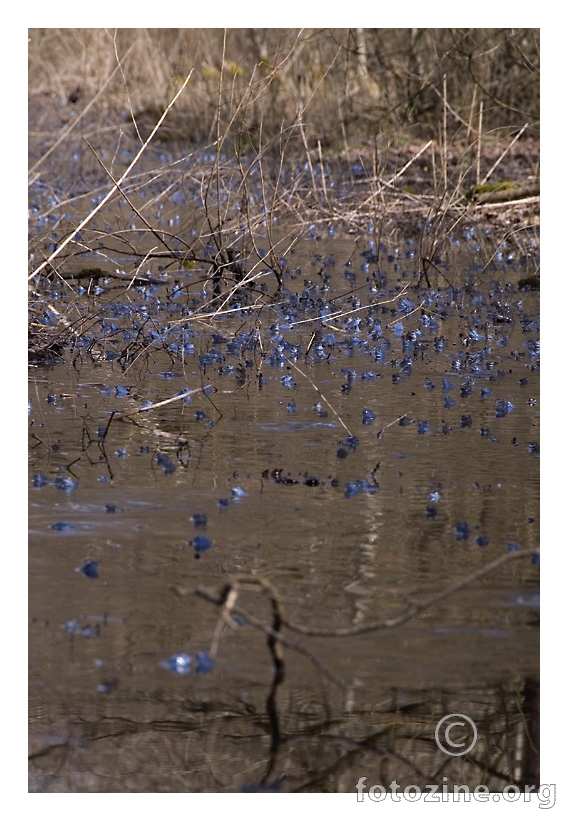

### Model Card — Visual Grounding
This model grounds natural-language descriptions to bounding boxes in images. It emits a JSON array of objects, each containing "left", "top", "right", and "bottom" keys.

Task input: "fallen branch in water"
[
  {"left": 111, "top": 385, "right": 217, "bottom": 420},
  {"left": 284, "top": 548, "right": 538, "bottom": 637},
  {"left": 194, "top": 547, "right": 538, "bottom": 784},
  {"left": 195, "top": 547, "right": 538, "bottom": 669}
]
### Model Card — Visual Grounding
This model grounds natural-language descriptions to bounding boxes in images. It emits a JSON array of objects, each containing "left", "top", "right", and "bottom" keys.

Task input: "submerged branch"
[{"left": 195, "top": 548, "right": 538, "bottom": 679}]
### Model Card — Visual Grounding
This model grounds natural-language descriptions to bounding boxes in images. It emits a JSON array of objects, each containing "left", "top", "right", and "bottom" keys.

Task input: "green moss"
[{"left": 464, "top": 181, "right": 515, "bottom": 200}]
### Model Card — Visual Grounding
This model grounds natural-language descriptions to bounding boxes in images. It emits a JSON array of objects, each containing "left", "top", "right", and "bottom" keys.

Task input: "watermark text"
[{"left": 355, "top": 777, "right": 555, "bottom": 808}]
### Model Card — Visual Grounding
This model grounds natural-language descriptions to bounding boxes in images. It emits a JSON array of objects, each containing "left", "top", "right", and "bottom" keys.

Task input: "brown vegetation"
[
  {"left": 28, "top": 29, "right": 539, "bottom": 352},
  {"left": 29, "top": 28, "right": 539, "bottom": 147}
]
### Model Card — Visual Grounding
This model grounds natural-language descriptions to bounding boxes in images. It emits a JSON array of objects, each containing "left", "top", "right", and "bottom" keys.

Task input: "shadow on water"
[{"left": 29, "top": 207, "right": 539, "bottom": 792}]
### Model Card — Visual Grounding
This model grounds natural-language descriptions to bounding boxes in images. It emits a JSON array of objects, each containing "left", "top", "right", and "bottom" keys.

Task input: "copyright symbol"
[{"left": 435, "top": 714, "right": 477, "bottom": 756}]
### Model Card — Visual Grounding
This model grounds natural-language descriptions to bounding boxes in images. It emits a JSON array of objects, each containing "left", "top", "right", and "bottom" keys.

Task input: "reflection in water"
[
  {"left": 29, "top": 666, "right": 538, "bottom": 792},
  {"left": 29, "top": 237, "right": 538, "bottom": 791}
]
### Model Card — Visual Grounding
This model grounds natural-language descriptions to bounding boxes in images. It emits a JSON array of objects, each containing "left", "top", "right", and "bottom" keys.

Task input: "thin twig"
[
  {"left": 480, "top": 123, "right": 529, "bottom": 186},
  {"left": 112, "top": 385, "right": 216, "bottom": 419},
  {"left": 29, "top": 66, "right": 194, "bottom": 280},
  {"left": 284, "top": 357, "right": 353, "bottom": 437},
  {"left": 284, "top": 549, "right": 538, "bottom": 637}
]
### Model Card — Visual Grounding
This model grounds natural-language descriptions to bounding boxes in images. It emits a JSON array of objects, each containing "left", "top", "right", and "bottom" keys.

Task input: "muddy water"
[{"left": 29, "top": 234, "right": 539, "bottom": 792}]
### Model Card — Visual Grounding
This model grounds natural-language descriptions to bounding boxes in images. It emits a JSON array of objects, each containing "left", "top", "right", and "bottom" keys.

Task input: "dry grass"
[
  {"left": 28, "top": 28, "right": 539, "bottom": 358},
  {"left": 29, "top": 28, "right": 539, "bottom": 147}
]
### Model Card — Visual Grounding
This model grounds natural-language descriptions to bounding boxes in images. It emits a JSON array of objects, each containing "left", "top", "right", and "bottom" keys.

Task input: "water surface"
[{"left": 29, "top": 229, "right": 539, "bottom": 792}]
